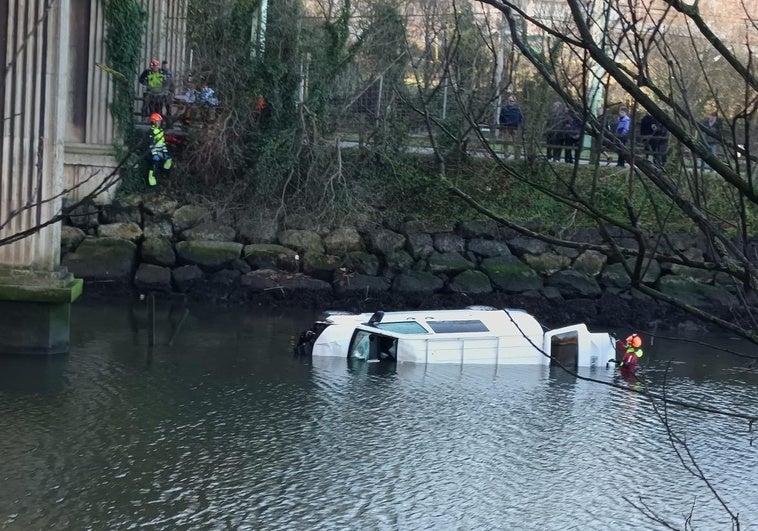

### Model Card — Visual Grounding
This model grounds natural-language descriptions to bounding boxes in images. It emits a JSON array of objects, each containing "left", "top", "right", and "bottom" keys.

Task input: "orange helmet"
[
  {"left": 149, "top": 113, "right": 163, "bottom": 125},
  {"left": 150, "top": 58, "right": 160, "bottom": 68},
  {"left": 626, "top": 334, "right": 642, "bottom": 348}
]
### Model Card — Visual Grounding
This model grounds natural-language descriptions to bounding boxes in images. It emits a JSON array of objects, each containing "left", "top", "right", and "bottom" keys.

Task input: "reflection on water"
[
  {"left": 0, "top": 302, "right": 757, "bottom": 530},
  {"left": 0, "top": 355, "right": 68, "bottom": 395}
]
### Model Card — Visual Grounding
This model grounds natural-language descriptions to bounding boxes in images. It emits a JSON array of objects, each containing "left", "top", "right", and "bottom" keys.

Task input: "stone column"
[
  {"left": 1, "top": 0, "right": 69, "bottom": 269},
  {"left": 0, "top": 0, "right": 82, "bottom": 355}
]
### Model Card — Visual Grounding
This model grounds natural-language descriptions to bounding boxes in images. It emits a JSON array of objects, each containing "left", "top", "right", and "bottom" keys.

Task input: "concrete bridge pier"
[
  {"left": 0, "top": 269, "right": 83, "bottom": 355},
  {"left": 2, "top": 0, "right": 188, "bottom": 354},
  {"left": 0, "top": 0, "right": 81, "bottom": 355}
]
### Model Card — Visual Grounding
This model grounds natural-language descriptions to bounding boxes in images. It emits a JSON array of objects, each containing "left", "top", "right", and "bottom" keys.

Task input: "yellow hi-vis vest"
[
  {"left": 146, "top": 71, "right": 166, "bottom": 91},
  {"left": 150, "top": 125, "right": 168, "bottom": 156}
]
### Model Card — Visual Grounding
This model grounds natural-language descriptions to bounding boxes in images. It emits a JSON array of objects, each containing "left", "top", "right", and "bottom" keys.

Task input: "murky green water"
[{"left": 1, "top": 301, "right": 757, "bottom": 530}]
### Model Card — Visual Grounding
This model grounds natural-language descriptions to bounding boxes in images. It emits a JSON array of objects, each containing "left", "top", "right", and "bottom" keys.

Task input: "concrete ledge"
[
  {"left": 63, "top": 142, "right": 118, "bottom": 167},
  {"left": 0, "top": 268, "right": 83, "bottom": 302},
  {"left": 0, "top": 278, "right": 83, "bottom": 303}
]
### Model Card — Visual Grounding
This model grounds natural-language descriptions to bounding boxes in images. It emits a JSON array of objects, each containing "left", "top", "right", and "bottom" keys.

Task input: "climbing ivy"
[{"left": 103, "top": 0, "right": 145, "bottom": 141}]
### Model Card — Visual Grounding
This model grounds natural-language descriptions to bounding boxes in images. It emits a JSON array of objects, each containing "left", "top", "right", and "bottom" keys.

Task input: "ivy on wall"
[{"left": 103, "top": 0, "right": 145, "bottom": 141}]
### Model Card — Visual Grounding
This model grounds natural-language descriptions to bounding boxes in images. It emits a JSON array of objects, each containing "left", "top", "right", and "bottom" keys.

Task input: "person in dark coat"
[
  {"left": 650, "top": 117, "right": 668, "bottom": 166},
  {"left": 499, "top": 94, "right": 524, "bottom": 160},
  {"left": 562, "top": 109, "right": 583, "bottom": 164},
  {"left": 640, "top": 114, "right": 656, "bottom": 160},
  {"left": 545, "top": 101, "right": 565, "bottom": 162},
  {"left": 699, "top": 111, "right": 722, "bottom": 171},
  {"left": 640, "top": 114, "right": 668, "bottom": 166}
]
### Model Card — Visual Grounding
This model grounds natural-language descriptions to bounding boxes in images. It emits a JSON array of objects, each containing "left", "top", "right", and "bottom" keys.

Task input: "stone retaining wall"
[{"left": 59, "top": 194, "right": 747, "bottom": 330}]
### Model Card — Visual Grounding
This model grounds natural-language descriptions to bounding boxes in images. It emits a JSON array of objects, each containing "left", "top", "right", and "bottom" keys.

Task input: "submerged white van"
[{"left": 296, "top": 306, "right": 616, "bottom": 368}]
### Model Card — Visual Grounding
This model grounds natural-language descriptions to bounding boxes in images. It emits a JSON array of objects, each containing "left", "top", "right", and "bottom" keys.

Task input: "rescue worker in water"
[{"left": 618, "top": 333, "right": 643, "bottom": 372}]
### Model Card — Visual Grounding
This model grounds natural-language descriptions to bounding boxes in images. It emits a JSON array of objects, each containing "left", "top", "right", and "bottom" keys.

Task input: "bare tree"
[
  {"left": 405, "top": 0, "right": 758, "bottom": 344},
  {"left": 392, "top": 3, "right": 758, "bottom": 523}
]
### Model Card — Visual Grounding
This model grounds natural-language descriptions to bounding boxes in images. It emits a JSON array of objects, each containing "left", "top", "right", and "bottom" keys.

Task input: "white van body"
[{"left": 305, "top": 307, "right": 615, "bottom": 368}]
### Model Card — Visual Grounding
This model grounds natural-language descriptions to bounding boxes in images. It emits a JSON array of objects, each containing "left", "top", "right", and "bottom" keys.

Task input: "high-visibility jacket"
[
  {"left": 139, "top": 68, "right": 168, "bottom": 93},
  {"left": 621, "top": 346, "right": 643, "bottom": 371},
  {"left": 150, "top": 125, "right": 169, "bottom": 158}
]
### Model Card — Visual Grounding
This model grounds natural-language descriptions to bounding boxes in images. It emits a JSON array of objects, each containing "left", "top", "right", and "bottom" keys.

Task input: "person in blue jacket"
[
  {"left": 499, "top": 94, "right": 524, "bottom": 160},
  {"left": 615, "top": 105, "right": 631, "bottom": 167}
]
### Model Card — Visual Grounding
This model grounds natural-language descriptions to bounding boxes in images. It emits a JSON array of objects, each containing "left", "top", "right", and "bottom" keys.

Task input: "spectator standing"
[
  {"left": 563, "top": 109, "right": 583, "bottom": 164},
  {"left": 640, "top": 114, "right": 656, "bottom": 160},
  {"left": 699, "top": 111, "right": 722, "bottom": 171},
  {"left": 161, "top": 61, "right": 174, "bottom": 90},
  {"left": 499, "top": 94, "right": 524, "bottom": 160},
  {"left": 650, "top": 118, "right": 668, "bottom": 167},
  {"left": 545, "top": 101, "right": 565, "bottom": 162},
  {"left": 596, "top": 108, "right": 614, "bottom": 165},
  {"left": 615, "top": 106, "right": 631, "bottom": 167},
  {"left": 639, "top": 114, "right": 668, "bottom": 166}
]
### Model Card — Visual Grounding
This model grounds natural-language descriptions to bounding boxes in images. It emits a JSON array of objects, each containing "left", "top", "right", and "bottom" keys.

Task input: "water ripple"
[{"left": 0, "top": 304, "right": 756, "bottom": 530}]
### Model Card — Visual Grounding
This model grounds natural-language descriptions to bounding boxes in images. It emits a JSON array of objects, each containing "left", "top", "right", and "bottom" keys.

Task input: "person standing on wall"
[
  {"left": 139, "top": 58, "right": 170, "bottom": 119},
  {"left": 161, "top": 60, "right": 174, "bottom": 90}
]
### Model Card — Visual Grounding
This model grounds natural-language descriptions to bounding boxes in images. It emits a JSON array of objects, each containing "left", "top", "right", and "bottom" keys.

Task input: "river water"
[{"left": 0, "top": 301, "right": 757, "bottom": 530}]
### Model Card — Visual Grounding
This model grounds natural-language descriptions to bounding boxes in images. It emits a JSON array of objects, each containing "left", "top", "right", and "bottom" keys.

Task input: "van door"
[
  {"left": 348, "top": 331, "right": 397, "bottom": 361},
  {"left": 550, "top": 334, "right": 578, "bottom": 369}
]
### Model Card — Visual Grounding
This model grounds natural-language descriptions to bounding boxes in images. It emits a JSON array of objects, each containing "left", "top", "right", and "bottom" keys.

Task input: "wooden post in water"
[
  {"left": 168, "top": 308, "right": 190, "bottom": 346},
  {"left": 147, "top": 293, "right": 156, "bottom": 347}
]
